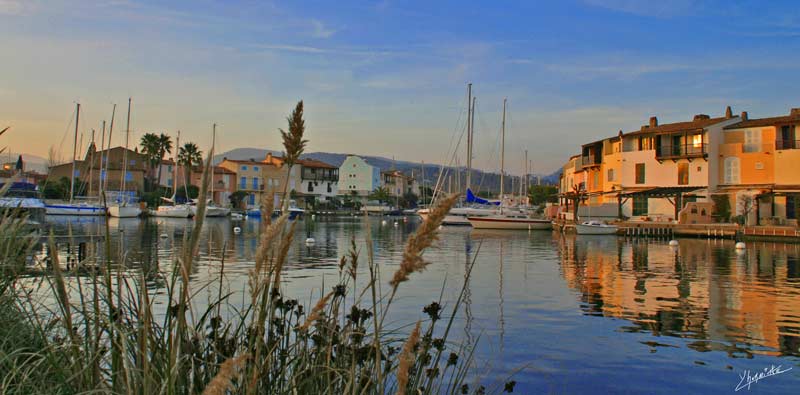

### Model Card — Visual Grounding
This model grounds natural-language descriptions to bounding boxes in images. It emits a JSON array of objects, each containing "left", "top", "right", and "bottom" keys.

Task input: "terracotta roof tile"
[{"left": 724, "top": 114, "right": 800, "bottom": 129}]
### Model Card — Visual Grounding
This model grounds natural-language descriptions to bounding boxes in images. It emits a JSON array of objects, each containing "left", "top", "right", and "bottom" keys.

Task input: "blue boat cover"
[{"left": 465, "top": 188, "right": 500, "bottom": 206}]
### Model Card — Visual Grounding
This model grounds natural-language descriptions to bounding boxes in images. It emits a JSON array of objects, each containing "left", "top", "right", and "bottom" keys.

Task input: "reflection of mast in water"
[
  {"left": 463, "top": 233, "right": 474, "bottom": 349},
  {"left": 499, "top": 239, "right": 505, "bottom": 354}
]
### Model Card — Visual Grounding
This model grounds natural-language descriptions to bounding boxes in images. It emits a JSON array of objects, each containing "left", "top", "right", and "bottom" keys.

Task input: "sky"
[{"left": 1, "top": 0, "right": 799, "bottom": 174}]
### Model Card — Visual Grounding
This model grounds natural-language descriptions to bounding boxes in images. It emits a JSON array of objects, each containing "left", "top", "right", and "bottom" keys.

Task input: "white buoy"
[
  {"left": 735, "top": 242, "right": 746, "bottom": 250},
  {"left": 305, "top": 237, "right": 316, "bottom": 245},
  {"left": 669, "top": 240, "right": 679, "bottom": 247},
  {"left": 160, "top": 233, "right": 168, "bottom": 238},
  {"left": 393, "top": 221, "right": 399, "bottom": 227},
  {"left": 311, "top": 214, "right": 316, "bottom": 219},
  {"left": 403, "top": 216, "right": 408, "bottom": 222},
  {"left": 233, "top": 226, "right": 242, "bottom": 234},
  {"left": 381, "top": 220, "right": 387, "bottom": 226}
]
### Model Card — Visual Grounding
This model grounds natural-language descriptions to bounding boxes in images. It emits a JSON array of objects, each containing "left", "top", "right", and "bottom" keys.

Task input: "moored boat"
[
  {"left": 152, "top": 203, "right": 194, "bottom": 218},
  {"left": 108, "top": 204, "right": 141, "bottom": 218},
  {"left": 575, "top": 220, "right": 619, "bottom": 235}
]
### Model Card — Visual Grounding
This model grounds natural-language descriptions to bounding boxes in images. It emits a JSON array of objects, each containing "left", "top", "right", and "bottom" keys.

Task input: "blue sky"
[{"left": 1, "top": 0, "right": 798, "bottom": 174}]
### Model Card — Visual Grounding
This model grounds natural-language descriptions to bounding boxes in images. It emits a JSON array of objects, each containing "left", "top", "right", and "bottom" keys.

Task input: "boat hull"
[
  {"left": 152, "top": 205, "right": 194, "bottom": 218},
  {"left": 575, "top": 224, "right": 619, "bottom": 235},
  {"left": 108, "top": 205, "right": 141, "bottom": 218},
  {"left": 45, "top": 203, "right": 106, "bottom": 216},
  {"left": 191, "top": 205, "right": 231, "bottom": 217},
  {"left": 467, "top": 216, "right": 553, "bottom": 230}
]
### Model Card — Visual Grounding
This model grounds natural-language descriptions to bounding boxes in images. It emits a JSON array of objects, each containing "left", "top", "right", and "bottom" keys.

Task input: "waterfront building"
[
  {"left": 262, "top": 153, "right": 337, "bottom": 207},
  {"left": 577, "top": 134, "right": 622, "bottom": 218},
  {"left": 616, "top": 110, "right": 741, "bottom": 220},
  {"left": 719, "top": 108, "right": 800, "bottom": 225},
  {"left": 188, "top": 166, "right": 236, "bottom": 206},
  {"left": 338, "top": 155, "right": 381, "bottom": 203},
  {"left": 48, "top": 144, "right": 148, "bottom": 198},
  {"left": 219, "top": 158, "right": 270, "bottom": 208},
  {"left": 381, "top": 170, "right": 416, "bottom": 198}
]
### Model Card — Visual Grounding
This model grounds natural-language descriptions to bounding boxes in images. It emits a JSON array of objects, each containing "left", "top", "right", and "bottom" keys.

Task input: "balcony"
[
  {"left": 580, "top": 154, "right": 601, "bottom": 169},
  {"left": 301, "top": 169, "right": 338, "bottom": 182},
  {"left": 655, "top": 143, "right": 707, "bottom": 161},
  {"left": 776, "top": 140, "right": 800, "bottom": 150}
]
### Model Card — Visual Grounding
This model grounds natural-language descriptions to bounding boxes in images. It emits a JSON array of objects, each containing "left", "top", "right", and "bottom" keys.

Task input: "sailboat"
[
  {"left": 109, "top": 98, "right": 142, "bottom": 218},
  {"left": 417, "top": 84, "right": 500, "bottom": 225},
  {"left": 467, "top": 98, "right": 552, "bottom": 230},
  {"left": 45, "top": 103, "right": 106, "bottom": 216},
  {"left": 191, "top": 123, "right": 230, "bottom": 217},
  {"left": 152, "top": 131, "right": 193, "bottom": 218}
]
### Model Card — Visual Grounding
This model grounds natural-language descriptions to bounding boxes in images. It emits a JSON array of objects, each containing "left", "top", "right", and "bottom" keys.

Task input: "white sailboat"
[
  {"left": 45, "top": 103, "right": 106, "bottom": 216},
  {"left": 194, "top": 124, "right": 230, "bottom": 217},
  {"left": 109, "top": 98, "right": 142, "bottom": 218},
  {"left": 152, "top": 131, "right": 193, "bottom": 218},
  {"left": 468, "top": 98, "right": 552, "bottom": 230},
  {"left": 575, "top": 220, "right": 619, "bottom": 235}
]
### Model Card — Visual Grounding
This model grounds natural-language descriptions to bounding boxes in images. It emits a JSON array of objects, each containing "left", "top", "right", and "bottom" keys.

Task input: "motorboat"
[
  {"left": 575, "top": 220, "right": 619, "bottom": 235},
  {"left": 108, "top": 204, "right": 141, "bottom": 218},
  {"left": 45, "top": 201, "right": 106, "bottom": 216}
]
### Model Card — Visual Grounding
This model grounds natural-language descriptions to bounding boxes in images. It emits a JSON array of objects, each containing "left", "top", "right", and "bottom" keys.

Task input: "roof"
[
  {"left": 724, "top": 114, "right": 800, "bottom": 130},
  {"left": 618, "top": 186, "right": 705, "bottom": 198},
  {"left": 220, "top": 158, "right": 267, "bottom": 165},
  {"left": 189, "top": 165, "right": 236, "bottom": 174},
  {"left": 581, "top": 135, "right": 618, "bottom": 147},
  {"left": 381, "top": 170, "right": 412, "bottom": 179},
  {"left": 296, "top": 158, "right": 337, "bottom": 169},
  {"left": 625, "top": 116, "right": 727, "bottom": 136}
]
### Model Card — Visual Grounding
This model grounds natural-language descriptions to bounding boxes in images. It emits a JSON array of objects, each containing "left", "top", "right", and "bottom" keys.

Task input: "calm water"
[{"left": 39, "top": 215, "right": 800, "bottom": 394}]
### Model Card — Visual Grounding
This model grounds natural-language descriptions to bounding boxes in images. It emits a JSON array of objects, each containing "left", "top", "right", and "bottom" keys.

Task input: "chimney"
[
  {"left": 791, "top": 108, "right": 800, "bottom": 117},
  {"left": 725, "top": 106, "right": 733, "bottom": 119},
  {"left": 741, "top": 111, "right": 748, "bottom": 121},
  {"left": 649, "top": 116, "right": 658, "bottom": 127}
]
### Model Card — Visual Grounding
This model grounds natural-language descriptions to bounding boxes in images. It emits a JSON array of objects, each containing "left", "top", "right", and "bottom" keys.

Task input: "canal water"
[{"left": 39, "top": 215, "right": 800, "bottom": 394}]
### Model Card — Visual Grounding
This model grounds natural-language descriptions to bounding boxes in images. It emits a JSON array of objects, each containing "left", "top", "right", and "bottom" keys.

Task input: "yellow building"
[
  {"left": 720, "top": 108, "right": 800, "bottom": 225},
  {"left": 579, "top": 134, "right": 622, "bottom": 217}
]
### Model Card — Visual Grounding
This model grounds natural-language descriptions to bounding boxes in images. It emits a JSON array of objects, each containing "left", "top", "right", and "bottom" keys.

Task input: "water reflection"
[{"left": 559, "top": 235, "right": 800, "bottom": 357}]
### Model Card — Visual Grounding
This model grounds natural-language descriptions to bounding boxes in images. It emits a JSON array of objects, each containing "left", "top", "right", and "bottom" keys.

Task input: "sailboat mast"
[
  {"left": 99, "top": 121, "right": 106, "bottom": 197},
  {"left": 119, "top": 97, "right": 131, "bottom": 204},
  {"left": 174, "top": 131, "right": 180, "bottom": 199},
  {"left": 105, "top": 104, "right": 116, "bottom": 194},
  {"left": 88, "top": 129, "right": 95, "bottom": 197},
  {"left": 211, "top": 123, "right": 216, "bottom": 204},
  {"left": 466, "top": 83, "right": 472, "bottom": 193},
  {"left": 69, "top": 103, "right": 80, "bottom": 203},
  {"left": 500, "top": 98, "right": 506, "bottom": 201}
]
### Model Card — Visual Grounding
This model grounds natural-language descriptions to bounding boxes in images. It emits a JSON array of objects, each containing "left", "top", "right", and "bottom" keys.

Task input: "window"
[
  {"left": 724, "top": 157, "right": 740, "bottom": 184},
  {"left": 607, "top": 169, "right": 615, "bottom": 182},
  {"left": 125, "top": 172, "right": 132, "bottom": 182},
  {"left": 168, "top": 179, "right": 173, "bottom": 187},
  {"left": 593, "top": 172, "right": 599, "bottom": 189},
  {"left": 678, "top": 163, "right": 689, "bottom": 185},
  {"left": 253, "top": 166, "right": 259, "bottom": 172},
  {"left": 252, "top": 177, "right": 258, "bottom": 189},
  {"left": 327, "top": 182, "right": 332, "bottom": 193},
  {"left": 635, "top": 163, "right": 645, "bottom": 184},
  {"left": 249, "top": 193, "right": 255, "bottom": 205},
  {"left": 101, "top": 170, "right": 106, "bottom": 180},
  {"left": 130, "top": 159, "right": 136, "bottom": 166},
  {"left": 308, "top": 182, "right": 314, "bottom": 192},
  {"left": 692, "top": 134, "right": 703, "bottom": 148},
  {"left": 744, "top": 129, "right": 761, "bottom": 153},
  {"left": 74, "top": 169, "right": 80, "bottom": 177},
  {"left": 273, "top": 178, "right": 279, "bottom": 187},
  {"left": 633, "top": 196, "right": 648, "bottom": 216},
  {"left": 168, "top": 165, "right": 173, "bottom": 172},
  {"left": 240, "top": 176, "right": 247, "bottom": 189},
  {"left": 241, "top": 165, "right": 248, "bottom": 171}
]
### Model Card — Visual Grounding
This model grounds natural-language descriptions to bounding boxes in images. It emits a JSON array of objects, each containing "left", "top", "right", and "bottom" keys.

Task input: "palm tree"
[
  {"left": 140, "top": 133, "right": 161, "bottom": 191},
  {"left": 177, "top": 142, "right": 202, "bottom": 185},
  {"left": 156, "top": 133, "right": 173, "bottom": 190}
]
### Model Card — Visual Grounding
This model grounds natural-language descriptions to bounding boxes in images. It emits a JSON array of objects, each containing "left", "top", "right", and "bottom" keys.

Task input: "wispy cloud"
[
  {"left": 0, "top": 0, "right": 30, "bottom": 15},
  {"left": 309, "top": 19, "right": 337, "bottom": 38},
  {"left": 582, "top": 0, "right": 706, "bottom": 18}
]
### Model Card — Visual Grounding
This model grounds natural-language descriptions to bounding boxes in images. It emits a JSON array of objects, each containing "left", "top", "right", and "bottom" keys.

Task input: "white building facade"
[{"left": 339, "top": 155, "right": 380, "bottom": 201}]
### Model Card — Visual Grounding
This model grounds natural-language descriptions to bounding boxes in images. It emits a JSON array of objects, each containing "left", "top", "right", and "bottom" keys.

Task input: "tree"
[
  {"left": 400, "top": 191, "right": 419, "bottom": 209},
  {"left": 737, "top": 194, "right": 756, "bottom": 225},
  {"left": 156, "top": 133, "right": 173, "bottom": 189},
  {"left": 229, "top": 190, "right": 248, "bottom": 209},
  {"left": 711, "top": 194, "right": 731, "bottom": 223},
  {"left": 279, "top": 100, "right": 308, "bottom": 210},
  {"left": 368, "top": 186, "right": 391, "bottom": 204},
  {"left": 528, "top": 185, "right": 558, "bottom": 206},
  {"left": 140, "top": 133, "right": 161, "bottom": 191},
  {"left": 177, "top": 142, "right": 202, "bottom": 185}
]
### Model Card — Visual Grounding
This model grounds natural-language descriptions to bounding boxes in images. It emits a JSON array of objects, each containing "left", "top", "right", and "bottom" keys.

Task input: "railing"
[
  {"left": 776, "top": 140, "right": 800, "bottom": 150},
  {"left": 656, "top": 143, "right": 707, "bottom": 158},
  {"left": 581, "top": 154, "right": 601, "bottom": 167},
  {"left": 301, "top": 170, "right": 338, "bottom": 182}
]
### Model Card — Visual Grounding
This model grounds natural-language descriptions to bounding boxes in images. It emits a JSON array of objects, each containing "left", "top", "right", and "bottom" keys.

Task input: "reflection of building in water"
[{"left": 558, "top": 236, "right": 800, "bottom": 356}]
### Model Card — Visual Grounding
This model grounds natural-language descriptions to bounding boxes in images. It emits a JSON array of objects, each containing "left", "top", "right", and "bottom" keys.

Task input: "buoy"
[
  {"left": 669, "top": 240, "right": 679, "bottom": 246},
  {"left": 735, "top": 242, "right": 746, "bottom": 250},
  {"left": 311, "top": 214, "right": 316, "bottom": 219},
  {"left": 160, "top": 233, "right": 168, "bottom": 238},
  {"left": 305, "top": 237, "right": 316, "bottom": 245},
  {"left": 393, "top": 221, "right": 399, "bottom": 227},
  {"left": 381, "top": 220, "right": 387, "bottom": 226},
  {"left": 403, "top": 216, "right": 408, "bottom": 222},
  {"left": 233, "top": 227, "right": 242, "bottom": 234}
]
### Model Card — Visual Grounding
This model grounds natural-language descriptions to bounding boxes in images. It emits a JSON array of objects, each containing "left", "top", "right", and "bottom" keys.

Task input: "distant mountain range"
[{"left": 214, "top": 148, "right": 560, "bottom": 192}]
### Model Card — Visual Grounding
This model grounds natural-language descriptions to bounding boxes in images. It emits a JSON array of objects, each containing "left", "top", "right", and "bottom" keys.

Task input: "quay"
[{"left": 557, "top": 220, "right": 800, "bottom": 243}]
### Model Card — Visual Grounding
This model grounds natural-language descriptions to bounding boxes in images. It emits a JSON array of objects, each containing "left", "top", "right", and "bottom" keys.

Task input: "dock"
[{"left": 556, "top": 220, "right": 800, "bottom": 243}]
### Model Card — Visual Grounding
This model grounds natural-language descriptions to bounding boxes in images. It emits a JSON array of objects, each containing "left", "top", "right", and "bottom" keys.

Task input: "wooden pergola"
[{"left": 616, "top": 186, "right": 705, "bottom": 220}]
